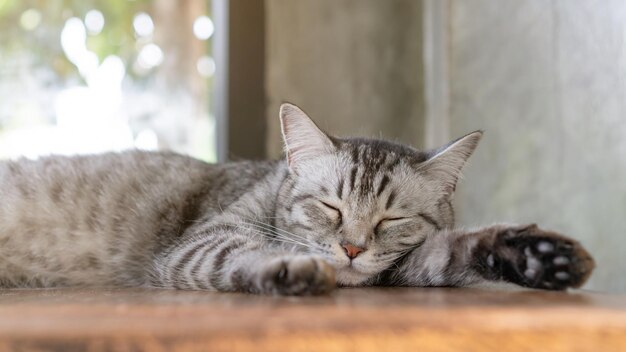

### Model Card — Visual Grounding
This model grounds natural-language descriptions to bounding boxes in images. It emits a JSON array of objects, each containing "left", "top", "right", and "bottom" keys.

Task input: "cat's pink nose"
[{"left": 342, "top": 243, "right": 366, "bottom": 259}]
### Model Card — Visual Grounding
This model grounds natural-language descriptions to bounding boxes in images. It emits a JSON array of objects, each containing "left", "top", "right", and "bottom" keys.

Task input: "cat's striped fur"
[{"left": 0, "top": 103, "right": 594, "bottom": 293}]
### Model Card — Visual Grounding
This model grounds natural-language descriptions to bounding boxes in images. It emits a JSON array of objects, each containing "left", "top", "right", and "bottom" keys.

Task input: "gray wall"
[
  {"left": 265, "top": 0, "right": 425, "bottom": 157},
  {"left": 449, "top": 0, "right": 626, "bottom": 292}
]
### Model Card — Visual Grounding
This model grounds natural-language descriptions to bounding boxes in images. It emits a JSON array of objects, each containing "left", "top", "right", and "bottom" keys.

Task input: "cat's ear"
[
  {"left": 419, "top": 131, "right": 483, "bottom": 194},
  {"left": 280, "top": 103, "right": 335, "bottom": 169}
]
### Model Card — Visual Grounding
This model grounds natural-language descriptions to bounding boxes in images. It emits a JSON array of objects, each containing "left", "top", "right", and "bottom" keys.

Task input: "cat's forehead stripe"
[
  {"left": 385, "top": 190, "right": 397, "bottom": 210},
  {"left": 336, "top": 178, "right": 344, "bottom": 199},
  {"left": 350, "top": 145, "right": 360, "bottom": 164},
  {"left": 348, "top": 166, "right": 358, "bottom": 191},
  {"left": 376, "top": 175, "right": 390, "bottom": 197},
  {"left": 344, "top": 144, "right": 403, "bottom": 198}
]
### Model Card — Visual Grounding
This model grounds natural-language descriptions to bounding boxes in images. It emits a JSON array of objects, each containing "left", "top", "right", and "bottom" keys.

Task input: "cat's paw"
[
  {"left": 480, "top": 224, "right": 595, "bottom": 290},
  {"left": 258, "top": 255, "right": 336, "bottom": 295}
]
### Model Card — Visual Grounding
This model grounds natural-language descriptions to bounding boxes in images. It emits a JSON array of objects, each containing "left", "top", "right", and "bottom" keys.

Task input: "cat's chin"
[{"left": 335, "top": 267, "right": 374, "bottom": 286}]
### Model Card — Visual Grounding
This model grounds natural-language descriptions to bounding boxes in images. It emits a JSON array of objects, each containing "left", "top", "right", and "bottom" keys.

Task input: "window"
[{"left": 0, "top": 0, "right": 216, "bottom": 161}]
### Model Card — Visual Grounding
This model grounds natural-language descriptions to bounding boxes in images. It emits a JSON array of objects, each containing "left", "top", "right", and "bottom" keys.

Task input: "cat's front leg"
[
  {"left": 381, "top": 224, "right": 595, "bottom": 290},
  {"left": 152, "top": 224, "right": 335, "bottom": 295},
  {"left": 252, "top": 254, "right": 336, "bottom": 295}
]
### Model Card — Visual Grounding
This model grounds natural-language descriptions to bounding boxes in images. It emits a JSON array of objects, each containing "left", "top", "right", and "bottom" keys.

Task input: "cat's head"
[{"left": 274, "top": 103, "right": 482, "bottom": 285}]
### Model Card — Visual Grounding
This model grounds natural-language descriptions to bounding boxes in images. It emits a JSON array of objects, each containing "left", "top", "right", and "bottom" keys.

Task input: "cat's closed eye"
[
  {"left": 319, "top": 201, "right": 342, "bottom": 217},
  {"left": 374, "top": 217, "right": 408, "bottom": 234}
]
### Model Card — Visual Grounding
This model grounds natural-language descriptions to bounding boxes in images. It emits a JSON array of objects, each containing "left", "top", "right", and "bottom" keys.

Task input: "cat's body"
[
  {"left": 0, "top": 151, "right": 280, "bottom": 287},
  {"left": 0, "top": 104, "right": 595, "bottom": 293}
]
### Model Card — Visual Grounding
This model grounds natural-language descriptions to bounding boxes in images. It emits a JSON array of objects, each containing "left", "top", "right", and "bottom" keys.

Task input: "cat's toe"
[
  {"left": 260, "top": 256, "right": 335, "bottom": 295},
  {"left": 511, "top": 228, "right": 595, "bottom": 290}
]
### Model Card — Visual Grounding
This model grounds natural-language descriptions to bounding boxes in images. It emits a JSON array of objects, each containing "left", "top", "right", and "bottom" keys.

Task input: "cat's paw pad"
[
  {"left": 259, "top": 256, "right": 335, "bottom": 295},
  {"left": 490, "top": 224, "right": 595, "bottom": 290},
  {"left": 516, "top": 234, "right": 594, "bottom": 290}
]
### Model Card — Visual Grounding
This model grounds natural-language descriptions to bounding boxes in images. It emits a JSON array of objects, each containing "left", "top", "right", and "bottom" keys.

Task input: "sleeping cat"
[{"left": 0, "top": 103, "right": 594, "bottom": 294}]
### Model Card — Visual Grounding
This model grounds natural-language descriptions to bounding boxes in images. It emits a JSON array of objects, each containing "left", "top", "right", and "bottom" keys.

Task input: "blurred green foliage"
[{"left": 0, "top": 0, "right": 154, "bottom": 79}]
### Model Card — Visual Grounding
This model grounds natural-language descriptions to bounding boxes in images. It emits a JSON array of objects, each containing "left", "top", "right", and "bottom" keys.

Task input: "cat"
[{"left": 0, "top": 103, "right": 594, "bottom": 294}]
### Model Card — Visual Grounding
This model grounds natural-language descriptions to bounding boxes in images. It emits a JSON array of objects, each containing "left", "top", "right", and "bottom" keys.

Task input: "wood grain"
[{"left": 0, "top": 287, "right": 624, "bottom": 351}]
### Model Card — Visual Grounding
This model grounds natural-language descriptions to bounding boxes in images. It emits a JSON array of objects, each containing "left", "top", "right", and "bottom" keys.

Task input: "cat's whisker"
[
  {"left": 236, "top": 226, "right": 308, "bottom": 250},
  {"left": 243, "top": 218, "right": 311, "bottom": 242},
  {"left": 234, "top": 222, "right": 297, "bottom": 243},
  {"left": 241, "top": 219, "right": 305, "bottom": 239},
  {"left": 238, "top": 221, "right": 303, "bottom": 242},
  {"left": 236, "top": 222, "right": 314, "bottom": 249}
]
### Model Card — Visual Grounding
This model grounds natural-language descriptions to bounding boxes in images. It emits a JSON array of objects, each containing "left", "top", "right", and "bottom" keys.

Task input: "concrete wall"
[
  {"left": 265, "top": 0, "right": 425, "bottom": 157},
  {"left": 449, "top": 0, "right": 626, "bottom": 292}
]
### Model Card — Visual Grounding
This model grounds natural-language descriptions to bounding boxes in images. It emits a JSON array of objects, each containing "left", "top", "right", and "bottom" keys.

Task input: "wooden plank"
[{"left": 0, "top": 287, "right": 624, "bottom": 351}]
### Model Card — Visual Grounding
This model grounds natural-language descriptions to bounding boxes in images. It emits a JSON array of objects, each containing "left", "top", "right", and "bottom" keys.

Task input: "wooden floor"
[{"left": 0, "top": 287, "right": 624, "bottom": 351}]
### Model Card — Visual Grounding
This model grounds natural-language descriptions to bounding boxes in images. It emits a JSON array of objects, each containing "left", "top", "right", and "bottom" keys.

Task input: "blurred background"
[
  {"left": 0, "top": 0, "right": 215, "bottom": 160},
  {"left": 1, "top": 0, "right": 624, "bottom": 293}
]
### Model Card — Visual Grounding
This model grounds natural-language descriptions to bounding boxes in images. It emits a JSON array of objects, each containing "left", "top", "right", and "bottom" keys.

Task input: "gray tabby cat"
[{"left": 0, "top": 103, "right": 594, "bottom": 294}]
